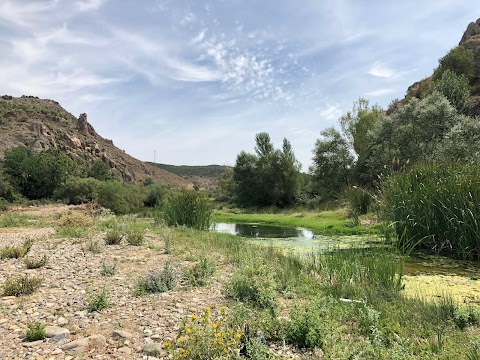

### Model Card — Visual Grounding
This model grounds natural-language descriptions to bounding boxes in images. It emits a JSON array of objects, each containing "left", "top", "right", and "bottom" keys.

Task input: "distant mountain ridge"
[{"left": 0, "top": 95, "right": 192, "bottom": 188}]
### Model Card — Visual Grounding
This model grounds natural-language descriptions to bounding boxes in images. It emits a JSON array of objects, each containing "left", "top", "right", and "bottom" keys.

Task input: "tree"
[
  {"left": 310, "top": 128, "right": 354, "bottom": 199},
  {"left": 233, "top": 133, "right": 301, "bottom": 207},
  {"left": 433, "top": 45, "right": 475, "bottom": 81},
  {"left": 432, "top": 69, "right": 471, "bottom": 114},
  {"left": 87, "top": 159, "right": 113, "bottom": 181}
]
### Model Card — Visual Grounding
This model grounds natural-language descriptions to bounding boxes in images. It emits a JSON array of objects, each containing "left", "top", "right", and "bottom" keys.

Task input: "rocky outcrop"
[{"left": 0, "top": 96, "right": 192, "bottom": 187}]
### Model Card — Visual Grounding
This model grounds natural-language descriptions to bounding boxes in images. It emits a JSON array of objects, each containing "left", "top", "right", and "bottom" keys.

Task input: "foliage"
[
  {"left": 149, "top": 163, "right": 229, "bottom": 177},
  {"left": 86, "top": 239, "right": 102, "bottom": 253},
  {"left": 432, "top": 69, "right": 471, "bottom": 113},
  {"left": 3, "top": 275, "right": 42, "bottom": 296},
  {"left": 310, "top": 127, "right": 354, "bottom": 199},
  {"left": 184, "top": 256, "right": 216, "bottom": 287},
  {"left": 25, "top": 322, "right": 46, "bottom": 342},
  {"left": 0, "top": 239, "right": 33, "bottom": 259},
  {"left": 225, "top": 263, "right": 277, "bottom": 311},
  {"left": 454, "top": 305, "right": 480, "bottom": 330},
  {"left": 163, "top": 307, "right": 244, "bottom": 359},
  {"left": 24, "top": 255, "right": 48, "bottom": 269},
  {"left": 285, "top": 303, "right": 325, "bottom": 349},
  {"left": 344, "top": 186, "right": 373, "bottom": 216},
  {"left": 87, "top": 286, "right": 111, "bottom": 312},
  {"left": 104, "top": 227, "right": 123, "bottom": 245},
  {"left": 0, "top": 167, "right": 20, "bottom": 202},
  {"left": 136, "top": 262, "right": 177, "bottom": 295},
  {"left": 143, "top": 183, "right": 169, "bottom": 207},
  {"left": 53, "top": 176, "right": 100, "bottom": 205},
  {"left": 126, "top": 224, "right": 145, "bottom": 246},
  {"left": 100, "top": 262, "right": 117, "bottom": 276},
  {"left": 233, "top": 133, "right": 301, "bottom": 208},
  {"left": 383, "top": 163, "right": 480, "bottom": 259},
  {"left": 3, "top": 147, "right": 74, "bottom": 199},
  {"left": 162, "top": 190, "right": 212, "bottom": 230},
  {"left": 433, "top": 45, "right": 476, "bottom": 81},
  {"left": 87, "top": 159, "right": 113, "bottom": 180}
]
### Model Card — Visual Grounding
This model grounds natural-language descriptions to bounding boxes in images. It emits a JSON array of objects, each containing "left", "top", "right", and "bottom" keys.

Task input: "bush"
[
  {"left": 344, "top": 186, "right": 373, "bottom": 216},
  {"left": 100, "top": 262, "right": 117, "bottom": 276},
  {"left": 53, "top": 177, "right": 100, "bottom": 205},
  {"left": 144, "top": 184, "right": 169, "bottom": 207},
  {"left": 185, "top": 256, "right": 216, "bottom": 287},
  {"left": 0, "top": 239, "right": 33, "bottom": 259},
  {"left": 3, "top": 275, "right": 42, "bottom": 296},
  {"left": 162, "top": 190, "right": 213, "bottom": 230},
  {"left": 383, "top": 163, "right": 480, "bottom": 259},
  {"left": 24, "top": 255, "right": 48, "bottom": 269},
  {"left": 225, "top": 264, "right": 277, "bottom": 311},
  {"left": 136, "top": 263, "right": 177, "bottom": 295},
  {"left": 97, "top": 181, "right": 145, "bottom": 214},
  {"left": 285, "top": 304, "right": 325, "bottom": 349},
  {"left": 25, "top": 322, "right": 46, "bottom": 342},
  {"left": 104, "top": 228, "right": 123, "bottom": 245},
  {"left": 126, "top": 225, "right": 145, "bottom": 246}
]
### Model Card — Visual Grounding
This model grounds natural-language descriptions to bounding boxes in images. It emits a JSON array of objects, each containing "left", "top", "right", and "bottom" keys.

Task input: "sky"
[{"left": 0, "top": 0, "right": 478, "bottom": 169}]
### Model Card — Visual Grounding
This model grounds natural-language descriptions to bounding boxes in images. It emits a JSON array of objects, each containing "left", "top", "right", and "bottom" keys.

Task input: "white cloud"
[
  {"left": 75, "top": 0, "right": 107, "bottom": 12},
  {"left": 365, "top": 88, "right": 397, "bottom": 97},
  {"left": 368, "top": 62, "right": 398, "bottom": 78},
  {"left": 191, "top": 29, "right": 207, "bottom": 45}
]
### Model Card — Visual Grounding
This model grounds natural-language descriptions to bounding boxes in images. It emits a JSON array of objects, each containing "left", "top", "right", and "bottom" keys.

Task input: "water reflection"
[{"left": 211, "top": 222, "right": 314, "bottom": 239}]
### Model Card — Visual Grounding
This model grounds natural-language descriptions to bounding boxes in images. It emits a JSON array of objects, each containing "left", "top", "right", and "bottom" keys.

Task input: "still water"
[{"left": 211, "top": 222, "right": 314, "bottom": 239}]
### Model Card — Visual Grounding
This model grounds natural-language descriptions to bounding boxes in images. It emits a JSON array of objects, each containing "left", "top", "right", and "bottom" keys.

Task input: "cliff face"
[{"left": 0, "top": 96, "right": 191, "bottom": 188}]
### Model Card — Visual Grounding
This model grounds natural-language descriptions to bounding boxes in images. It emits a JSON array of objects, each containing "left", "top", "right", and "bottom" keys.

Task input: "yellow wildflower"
[
  {"left": 163, "top": 341, "right": 170, "bottom": 347},
  {"left": 191, "top": 314, "right": 197, "bottom": 320},
  {"left": 212, "top": 322, "right": 219, "bottom": 329},
  {"left": 205, "top": 306, "right": 211, "bottom": 313},
  {"left": 178, "top": 337, "right": 184, "bottom": 343},
  {"left": 216, "top": 332, "right": 222, "bottom": 337},
  {"left": 223, "top": 348, "right": 228, "bottom": 353},
  {"left": 199, "top": 317, "right": 205, "bottom": 323},
  {"left": 235, "top": 333, "right": 242, "bottom": 339}
]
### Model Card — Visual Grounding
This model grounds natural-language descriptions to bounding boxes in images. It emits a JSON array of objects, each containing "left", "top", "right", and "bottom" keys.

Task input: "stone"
[
  {"left": 117, "top": 346, "right": 132, "bottom": 356},
  {"left": 22, "top": 340, "right": 43, "bottom": 347},
  {"left": 51, "top": 348, "right": 63, "bottom": 355},
  {"left": 143, "top": 343, "right": 164, "bottom": 357},
  {"left": 111, "top": 330, "right": 133, "bottom": 340},
  {"left": 51, "top": 333, "right": 67, "bottom": 342},
  {"left": 143, "top": 329, "right": 153, "bottom": 337},
  {"left": 57, "top": 317, "right": 68, "bottom": 326},
  {"left": 45, "top": 326, "right": 70, "bottom": 338},
  {"left": 60, "top": 334, "right": 106, "bottom": 352}
]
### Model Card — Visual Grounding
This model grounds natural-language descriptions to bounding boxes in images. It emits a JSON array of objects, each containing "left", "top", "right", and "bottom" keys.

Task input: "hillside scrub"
[{"left": 383, "top": 163, "right": 480, "bottom": 260}]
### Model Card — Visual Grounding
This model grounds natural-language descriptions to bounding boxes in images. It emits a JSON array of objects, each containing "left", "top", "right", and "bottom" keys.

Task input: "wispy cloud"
[
  {"left": 75, "top": 0, "right": 107, "bottom": 12},
  {"left": 365, "top": 88, "right": 397, "bottom": 97},
  {"left": 368, "top": 62, "right": 399, "bottom": 79}
]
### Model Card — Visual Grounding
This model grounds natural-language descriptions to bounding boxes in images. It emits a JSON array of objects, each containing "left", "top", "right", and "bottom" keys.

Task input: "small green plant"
[
  {"left": 0, "top": 239, "right": 33, "bottom": 259},
  {"left": 454, "top": 305, "right": 480, "bottom": 330},
  {"left": 104, "top": 229, "right": 123, "bottom": 245},
  {"left": 25, "top": 322, "right": 46, "bottom": 342},
  {"left": 285, "top": 304, "right": 325, "bottom": 349},
  {"left": 24, "top": 255, "right": 48, "bottom": 269},
  {"left": 87, "top": 286, "right": 111, "bottom": 312},
  {"left": 100, "top": 262, "right": 117, "bottom": 276},
  {"left": 86, "top": 240, "right": 102, "bottom": 254},
  {"left": 136, "top": 262, "right": 176, "bottom": 295},
  {"left": 185, "top": 256, "right": 216, "bottom": 287},
  {"left": 126, "top": 226, "right": 145, "bottom": 246},
  {"left": 3, "top": 275, "right": 42, "bottom": 296},
  {"left": 225, "top": 264, "right": 277, "bottom": 311}
]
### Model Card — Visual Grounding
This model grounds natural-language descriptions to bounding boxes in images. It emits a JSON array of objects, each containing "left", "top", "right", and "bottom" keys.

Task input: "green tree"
[
  {"left": 310, "top": 128, "right": 354, "bottom": 199},
  {"left": 433, "top": 45, "right": 475, "bottom": 81},
  {"left": 432, "top": 69, "right": 471, "bottom": 114},
  {"left": 87, "top": 159, "right": 113, "bottom": 181}
]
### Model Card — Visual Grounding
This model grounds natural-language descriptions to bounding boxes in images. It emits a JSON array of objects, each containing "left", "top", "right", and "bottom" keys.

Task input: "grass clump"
[
  {"left": 24, "top": 255, "right": 48, "bottom": 269},
  {"left": 86, "top": 239, "right": 102, "bottom": 253},
  {"left": 225, "top": 263, "right": 277, "bottom": 311},
  {"left": 87, "top": 286, "right": 111, "bottom": 312},
  {"left": 56, "top": 212, "right": 94, "bottom": 238},
  {"left": 100, "top": 262, "right": 117, "bottom": 276},
  {"left": 162, "top": 190, "right": 213, "bottom": 230},
  {"left": 126, "top": 225, "right": 145, "bottom": 246},
  {"left": 25, "top": 322, "right": 46, "bottom": 342},
  {"left": 3, "top": 275, "right": 42, "bottom": 296},
  {"left": 104, "top": 228, "right": 123, "bottom": 245},
  {"left": 185, "top": 256, "right": 216, "bottom": 287},
  {"left": 284, "top": 303, "right": 325, "bottom": 349},
  {"left": 0, "top": 239, "right": 33, "bottom": 259},
  {"left": 384, "top": 163, "right": 480, "bottom": 260},
  {"left": 136, "top": 262, "right": 176, "bottom": 295},
  {"left": 0, "top": 213, "right": 31, "bottom": 228}
]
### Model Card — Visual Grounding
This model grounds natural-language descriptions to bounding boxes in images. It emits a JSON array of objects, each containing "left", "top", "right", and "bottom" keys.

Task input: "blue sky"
[{"left": 0, "top": 0, "right": 477, "bottom": 168}]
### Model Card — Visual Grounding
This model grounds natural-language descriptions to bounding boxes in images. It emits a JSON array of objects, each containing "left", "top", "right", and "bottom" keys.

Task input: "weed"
[
  {"left": 285, "top": 303, "right": 325, "bottom": 349},
  {"left": 24, "top": 255, "right": 48, "bottom": 269},
  {"left": 0, "top": 213, "right": 31, "bottom": 228},
  {"left": 25, "top": 322, "right": 46, "bottom": 342},
  {"left": 104, "top": 228, "right": 123, "bottom": 245},
  {"left": 3, "top": 275, "right": 42, "bottom": 296},
  {"left": 136, "top": 262, "right": 176, "bottom": 295},
  {"left": 126, "top": 226, "right": 145, "bottom": 246},
  {"left": 87, "top": 286, "right": 111, "bottom": 312},
  {"left": 100, "top": 262, "right": 117, "bottom": 276},
  {"left": 56, "top": 212, "right": 94, "bottom": 238},
  {"left": 86, "top": 239, "right": 102, "bottom": 253},
  {"left": 185, "top": 256, "right": 216, "bottom": 287},
  {"left": 162, "top": 190, "right": 213, "bottom": 230},
  {"left": 0, "top": 239, "right": 33, "bottom": 259}
]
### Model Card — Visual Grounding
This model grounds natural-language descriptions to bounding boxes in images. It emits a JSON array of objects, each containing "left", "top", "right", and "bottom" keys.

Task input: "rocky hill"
[{"left": 0, "top": 96, "right": 191, "bottom": 188}]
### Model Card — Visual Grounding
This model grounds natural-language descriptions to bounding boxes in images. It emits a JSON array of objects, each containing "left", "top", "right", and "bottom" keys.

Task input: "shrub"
[
  {"left": 97, "top": 181, "right": 145, "bottom": 215},
  {"left": 344, "top": 186, "right": 373, "bottom": 216},
  {"left": 136, "top": 262, "right": 176, "bottom": 295},
  {"left": 104, "top": 228, "right": 123, "bottom": 245},
  {"left": 100, "top": 262, "right": 117, "bottom": 276},
  {"left": 144, "top": 184, "right": 169, "bottom": 207},
  {"left": 25, "top": 322, "right": 46, "bottom": 342},
  {"left": 126, "top": 225, "right": 145, "bottom": 246},
  {"left": 86, "top": 239, "right": 102, "bottom": 253},
  {"left": 285, "top": 304, "right": 325, "bottom": 349},
  {"left": 184, "top": 256, "right": 216, "bottom": 287},
  {"left": 24, "top": 255, "right": 48, "bottom": 269},
  {"left": 383, "top": 163, "right": 480, "bottom": 259},
  {"left": 454, "top": 305, "right": 480, "bottom": 330},
  {"left": 87, "top": 286, "right": 111, "bottom": 312},
  {"left": 225, "top": 264, "right": 277, "bottom": 311},
  {"left": 3, "top": 275, "right": 42, "bottom": 296},
  {"left": 0, "top": 239, "right": 33, "bottom": 259},
  {"left": 162, "top": 190, "right": 213, "bottom": 230},
  {"left": 53, "top": 177, "right": 100, "bottom": 205},
  {"left": 56, "top": 212, "right": 94, "bottom": 238}
]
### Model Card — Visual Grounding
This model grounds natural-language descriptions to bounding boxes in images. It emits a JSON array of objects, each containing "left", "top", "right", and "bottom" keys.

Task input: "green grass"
[
  {"left": 212, "top": 208, "right": 380, "bottom": 235},
  {"left": 87, "top": 286, "right": 111, "bottom": 312},
  {"left": 0, "top": 239, "right": 33, "bottom": 259},
  {"left": 135, "top": 263, "right": 177, "bottom": 295},
  {"left": 25, "top": 322, "right": 46, "bottom": 342},
  {"left": 24, "top": 255, "right": 48, "bottom": 269},
  {"left": 3, "top": 275, "right": 42, "bottom": 296}
]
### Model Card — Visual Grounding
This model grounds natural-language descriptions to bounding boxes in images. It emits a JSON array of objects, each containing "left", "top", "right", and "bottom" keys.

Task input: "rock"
[
  {"left": 67, "top": 324, "right": 81, "bottom": 335},
  {"left": 51, "top": 348, "right": 63, "bottom": 355},
  {"left": 57, "top": 317, "right": 68, "bottom": 326},
  {"left": 60, "top": 334, "right": 106, "bottom": 352},
  {"left": 45, "top": 326, "right": 70, "bottom": 338},
  {"left": 143, "top": 343, "right": 165, "bottom": 357},
  {"left": 22, "top": 340, "right": 44, "bottom": 347},
  {"left": 111, "top": 330, "right": 133, "bottom": 340},
  {"left": 51, "top": 333, "right": 67, "bottom": 342},
  {"left": 143, "top": 329, "right": 153, "bottom": 337},
  {"left": 117, "top": 346, "right": 132, "bottom": 356}
]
